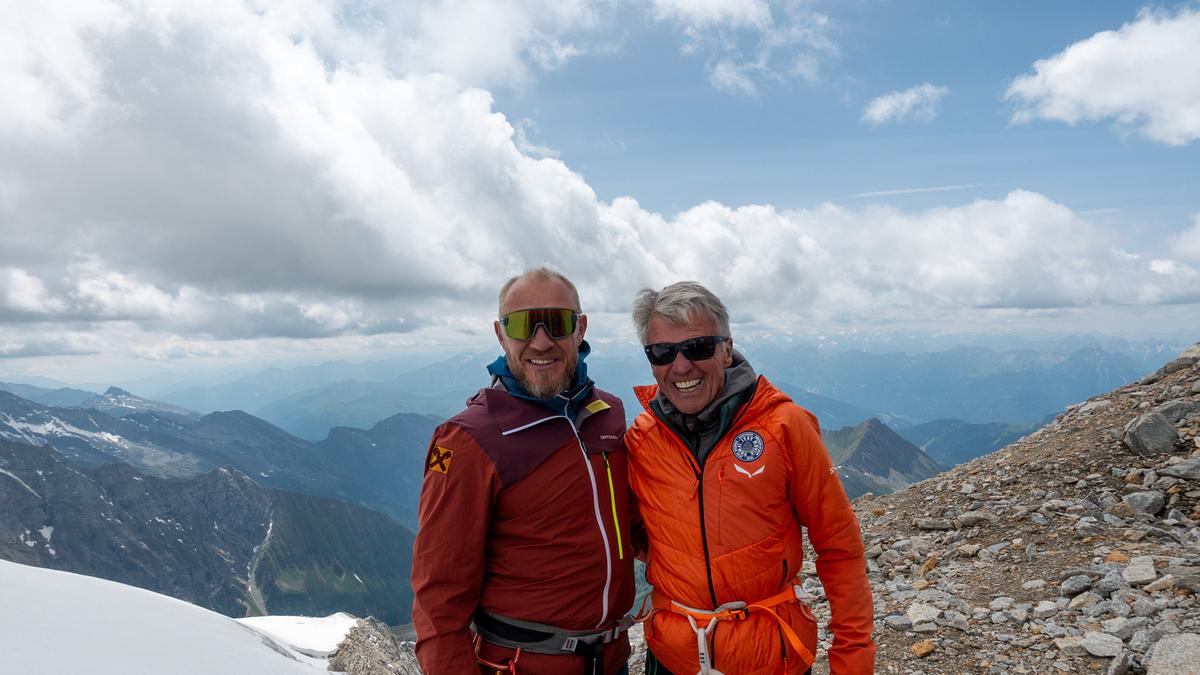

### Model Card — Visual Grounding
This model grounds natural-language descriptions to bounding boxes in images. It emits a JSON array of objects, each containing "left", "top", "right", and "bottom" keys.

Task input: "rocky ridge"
[{"left": 805, "top": 342, "right": 1200, "bottom": 674}]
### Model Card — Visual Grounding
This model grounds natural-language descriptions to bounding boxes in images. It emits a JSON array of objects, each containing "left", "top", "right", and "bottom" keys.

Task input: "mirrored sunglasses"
[{"left": 500, "top": 307, "right": 579, "bottom": 341}]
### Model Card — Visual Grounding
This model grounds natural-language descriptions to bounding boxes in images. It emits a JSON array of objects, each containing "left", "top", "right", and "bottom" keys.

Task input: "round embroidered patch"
[{"left": 731, "top": 431, "right": 764, "bottom": 462}]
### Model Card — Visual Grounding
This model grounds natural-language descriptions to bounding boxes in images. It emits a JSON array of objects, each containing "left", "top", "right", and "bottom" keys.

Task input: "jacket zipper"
[
  {"left": 603, "top": 452, "right": 625, "bottom": 560},
  {"left": 564, "top": 415, "right": 614, "bottom": 628},
  {"left": 503, "top": 409, "right": 616, "bottom": 628},
  {"left": 662, "top": 396, "right": 755, "bottom": 608},
  {"left": 654, "top": 388, "right": 757, "bottom": 669}
]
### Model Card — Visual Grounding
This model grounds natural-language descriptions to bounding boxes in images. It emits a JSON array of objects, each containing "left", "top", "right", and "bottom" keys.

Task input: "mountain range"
[
  {"left": 897, "top": 418, "right": 1036, "bottom": 468},
  {"left": 0, "top": 390, "right": 437, "bottom": 530},
  {"left": 758, "top": 344, "right": 1146, "bottom": 425},
  {"left": 114, "top": 342, "right": 1164, "bottom": 443},
  {"left": 0, "top": 438, "right": 414, "bottom": 624}
]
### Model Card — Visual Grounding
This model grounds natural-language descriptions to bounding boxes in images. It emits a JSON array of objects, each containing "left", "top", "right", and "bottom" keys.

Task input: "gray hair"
[
  {"left": 498, "top": 267, "right": 581, "bottom": 313},
  {"left": 631, "top": 281, "right": 731, "bottom": 344}
]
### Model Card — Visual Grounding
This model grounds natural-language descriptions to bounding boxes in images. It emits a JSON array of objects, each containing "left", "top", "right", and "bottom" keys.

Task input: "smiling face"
[
  {"left": 494, "top": 275, "right": 586, "bottom": 399},
  {"left": 646, "top": 313, "right": 732, "bottom": 415}
]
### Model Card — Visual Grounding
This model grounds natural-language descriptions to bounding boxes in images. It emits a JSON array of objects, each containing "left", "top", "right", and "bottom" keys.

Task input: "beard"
[
  {"left": 511, "top": 350, "right": 577, "bottom": 400},
  {"left": 521, "top": 371, "right": 574, "bottom": 399}
]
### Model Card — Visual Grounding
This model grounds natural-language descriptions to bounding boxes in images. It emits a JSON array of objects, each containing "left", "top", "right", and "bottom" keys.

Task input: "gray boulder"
[
  {"left": 1124, "top": 412, "right": 1178, "bottom": 456},
  {"left": 1155, "top": 400, "right": 1200, "bottom": 423},
  {"left": 1146, "top": 632, "right": 1200, "bottom": 674},
  {"left": 1081, "top": 631, "right": 1124, "bottom": 657},
  {"left": 1123, "top": 491, "right": 1166, "bottom": 516},
  {"left": 1160, "top": 458, "right": 1200, "bottom": 482}
]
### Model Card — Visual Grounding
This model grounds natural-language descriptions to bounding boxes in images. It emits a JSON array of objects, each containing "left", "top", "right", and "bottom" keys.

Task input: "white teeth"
[
  {"left": 673, "top": 378, "right": 701, "bottom": 391},
  {"left": 529, "top": 359, "right": 553, "bottom": 365}
]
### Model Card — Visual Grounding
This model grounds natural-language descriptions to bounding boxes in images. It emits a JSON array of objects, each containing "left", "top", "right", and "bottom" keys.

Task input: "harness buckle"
[
  {"left": 561, "top": 636, "right": 579, "bottom": 652},
  {"left": 724, "top": 607, "right": 749, "bottom": 621}
]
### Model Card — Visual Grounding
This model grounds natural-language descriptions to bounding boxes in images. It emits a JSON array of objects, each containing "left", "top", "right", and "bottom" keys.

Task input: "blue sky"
[
  {"left": 499, "top": 2, "right": 1197, "bottom": 225},
  {"left": 0, "top": 1, "right": 1197, "bottom": 385}
]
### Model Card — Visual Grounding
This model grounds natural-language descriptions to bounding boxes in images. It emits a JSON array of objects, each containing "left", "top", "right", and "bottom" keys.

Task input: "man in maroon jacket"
[{"left": 411, "top": 268, "right": 635, "bottom": 675}]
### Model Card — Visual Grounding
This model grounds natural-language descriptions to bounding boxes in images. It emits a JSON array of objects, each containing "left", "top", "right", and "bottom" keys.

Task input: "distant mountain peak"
[
  {"left": 823, "top": 418, "right": 942, "bottom": 498},
  {"left": 103, "top": 386, "right": 133, "bottom": 397},
  {"left": 862, "top": 417, "right": 889, "bottom": 431}
]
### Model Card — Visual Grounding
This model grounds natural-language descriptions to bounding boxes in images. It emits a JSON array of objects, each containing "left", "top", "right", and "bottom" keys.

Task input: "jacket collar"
[
  {"left": 479, "top": 383, "right": 613, "bottom": 435},
  {"left": 484, "top": 341, "right": 596, "bottom": 424}
]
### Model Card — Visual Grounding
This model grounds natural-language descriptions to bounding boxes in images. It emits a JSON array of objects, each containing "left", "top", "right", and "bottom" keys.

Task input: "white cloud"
[
  {"left": 71, "top": 267, "right": 178, "bottom": 321},
  {"left": 0, "top": 2, "right": 1196, "bottom": 367},
  {"left": 0, "top": 334, "right": 99, "bottom": 359},
  {"left": 651, "top": 0, "right": 772, "bottom": 29},
  {"left": 651, "top": 0, "right": 836, "bottom": 95},
  {"left": 1006, "top": 7, "right": 1200, "bottom": 146},
  {"left": 622, "top": 190, "right": 1200, "bottom": 323},
  {"left": 513, "top": 118, "right": 560, "bottom": 158},
  {"left": 0, "top": 1, "right": 134, "bottom": 141},
  {"left": 0, "top": 268, "right": 67, "bottom": 317},
  {"left": 709, "top": 60, "right": 760, "bottom": 95},
  {"left": 862, "top": 83, "right": 949, "bottom": 125},
  {"left": 380, "top": 0, "right": 600, "bottom": 88},
  {"left": 1175, "top": 214, "right": 1200, "bottom": 262}
]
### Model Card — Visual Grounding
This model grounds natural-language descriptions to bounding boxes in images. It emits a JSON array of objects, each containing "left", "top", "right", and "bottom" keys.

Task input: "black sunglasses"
[
  {"left": 499, "top": 307, "right": 580, "bottom": 340},
  {"left": 643, "top": 335, "right": 729, "bottom": 366}
]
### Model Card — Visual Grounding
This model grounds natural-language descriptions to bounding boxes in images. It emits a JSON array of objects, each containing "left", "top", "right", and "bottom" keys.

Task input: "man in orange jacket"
[
  {"left": 412, "top": 268, "right": 635, "bottom": 674},
  {"left": 626, "top": 281, "right": 876, "bottom": 674}
]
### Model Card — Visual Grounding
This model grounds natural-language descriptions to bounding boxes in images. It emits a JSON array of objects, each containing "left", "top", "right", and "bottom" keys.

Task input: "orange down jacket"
[{"left": 626, "top": 376, "right": 876, "bottom": 674}]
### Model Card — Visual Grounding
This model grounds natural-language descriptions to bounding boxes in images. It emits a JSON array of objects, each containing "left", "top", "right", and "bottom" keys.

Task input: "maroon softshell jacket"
[{"left": 411, "top": 385, "right": 635, "bottom": 674}]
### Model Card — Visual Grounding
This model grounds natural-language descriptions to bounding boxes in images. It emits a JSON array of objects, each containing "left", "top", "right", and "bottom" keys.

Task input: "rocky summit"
[{"left": 803, "top": 341, "right": 1200, "bottom": 674}]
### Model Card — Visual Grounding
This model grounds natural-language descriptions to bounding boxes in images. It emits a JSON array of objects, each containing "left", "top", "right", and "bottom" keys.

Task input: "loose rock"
[{"left": 1124, "top": 412, "right": 1180, "bottom": 456}]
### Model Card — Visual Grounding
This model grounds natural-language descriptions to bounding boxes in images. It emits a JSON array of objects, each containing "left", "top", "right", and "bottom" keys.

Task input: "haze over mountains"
[
  {"left": 2, "top": 338, "right": 1177, "bottom": 470},
  {"left": 15, "top": 339, "right": 1163, "bottom": 441}
]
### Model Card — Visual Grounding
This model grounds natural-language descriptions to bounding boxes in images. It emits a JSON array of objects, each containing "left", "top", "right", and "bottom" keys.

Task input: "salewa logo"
[
  {"left": 600, "top": 434, "right": 619, "bottom": 440},
  {"left": 734, "top": 464, "right": 765, "bottom": 478}
]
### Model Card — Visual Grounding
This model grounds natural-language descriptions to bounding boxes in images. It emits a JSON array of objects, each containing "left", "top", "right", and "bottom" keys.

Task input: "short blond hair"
[{"left": 498, "top": 267, "right": 581, "bottom": 313}]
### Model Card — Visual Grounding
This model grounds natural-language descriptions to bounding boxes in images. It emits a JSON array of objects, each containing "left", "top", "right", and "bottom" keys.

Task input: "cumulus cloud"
[
  {"left": 617, "top": 190, "right": 1200, "bottom": 324},
  {"left": 0, "top": 268, "right": 67, "bottom": 317},
  {"left": 862, "top": 83, "right": 949, "bottom": 125},
  {"left": 1006, "top": 7, "right": 1200, "bottom": 146},
  {"left": 0, "top": 2, "right": 1195, "bottom": 365},
  {"left": 649, "top": 0, "right": 836, "bottom": 94}
]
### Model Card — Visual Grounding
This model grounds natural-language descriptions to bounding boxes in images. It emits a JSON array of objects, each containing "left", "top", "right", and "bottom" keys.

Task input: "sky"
[{"left": 1, "top": 0, "right": 1198, "bottom": 386}]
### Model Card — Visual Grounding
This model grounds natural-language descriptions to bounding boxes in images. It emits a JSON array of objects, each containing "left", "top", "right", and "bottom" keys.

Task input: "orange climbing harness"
[{"left": 643, "top": 580, "right": 816, "bottom": 675}]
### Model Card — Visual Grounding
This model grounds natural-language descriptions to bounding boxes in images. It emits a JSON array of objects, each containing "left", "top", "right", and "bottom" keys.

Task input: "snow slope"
[
  {"left": 0, "top": 559, "right": 351, "bottom": 674},
  {"left": 238, "top": 613, "right": 360, "bottom": 658}
]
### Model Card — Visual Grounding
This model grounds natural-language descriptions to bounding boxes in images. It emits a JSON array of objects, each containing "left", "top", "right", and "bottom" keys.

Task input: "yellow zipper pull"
[{"left": 603, "top": 452, "right": 625, "bottom": 560}]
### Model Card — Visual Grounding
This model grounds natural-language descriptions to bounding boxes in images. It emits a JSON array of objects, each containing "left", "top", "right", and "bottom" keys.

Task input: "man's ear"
[
  {"left": 494, "top": 319, "right": 504, "bottom": 344},
  {"left": 577, "top": 313, "right": 588, "bottom": 341}
]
